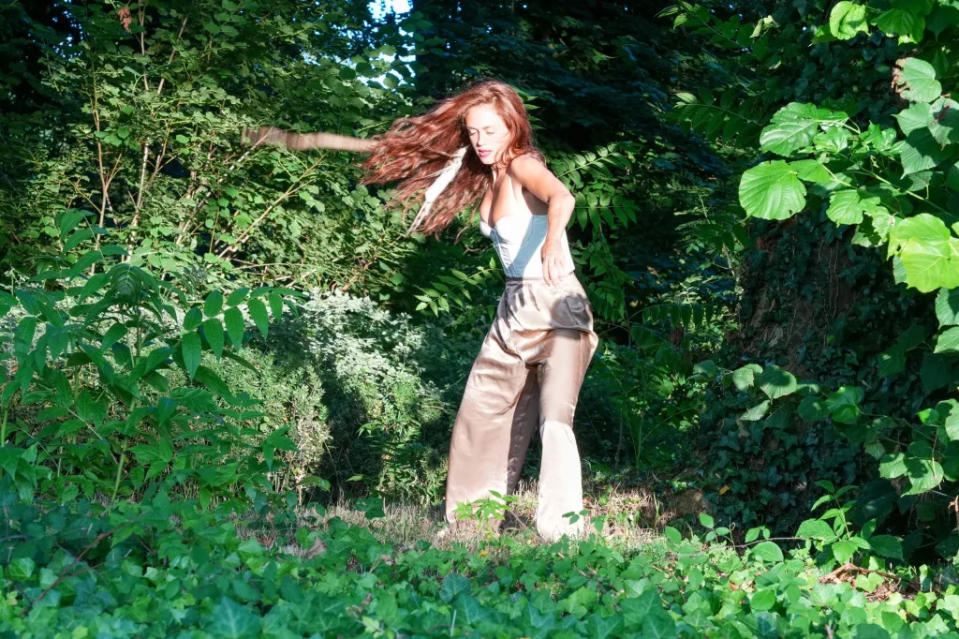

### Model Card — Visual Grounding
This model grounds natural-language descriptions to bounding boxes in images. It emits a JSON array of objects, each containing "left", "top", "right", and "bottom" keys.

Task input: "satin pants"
[{"left": 445, "top": 273, "right": 598, "bottom": 540}]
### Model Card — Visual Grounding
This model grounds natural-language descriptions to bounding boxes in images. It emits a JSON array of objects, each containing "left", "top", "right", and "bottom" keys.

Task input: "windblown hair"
[{"left": 362, "top": 79, "right": 542, "bottom": 235}]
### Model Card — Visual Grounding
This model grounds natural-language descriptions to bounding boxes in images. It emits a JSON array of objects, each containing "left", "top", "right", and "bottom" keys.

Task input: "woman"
[{"left": 251, "top": 80, "right": 598, "bottom": 541}]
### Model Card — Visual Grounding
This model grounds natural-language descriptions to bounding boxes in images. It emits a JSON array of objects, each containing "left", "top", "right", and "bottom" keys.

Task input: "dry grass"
[{"left": 288, "top": 478, "right": 688, "bottom": 554}]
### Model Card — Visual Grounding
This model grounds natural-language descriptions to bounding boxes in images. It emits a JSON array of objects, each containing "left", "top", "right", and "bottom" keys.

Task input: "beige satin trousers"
[{"left": 445, "top": 273, "right": 598, "bottom": 541}]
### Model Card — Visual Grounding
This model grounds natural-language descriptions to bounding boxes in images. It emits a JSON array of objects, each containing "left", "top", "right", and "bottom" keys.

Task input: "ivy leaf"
[
  {"left": 936, "top": 287, "right": 959, "bottom": 326},
  {"left": 876, "top": 9, "right": 926, "bottom": 43},
  {"left": 896, "top": 57, "right": 942, "bottom": 103},
  {"left": 934, "top": 327, "right": 959, "bottom": 354},
  {"left": 739, "top": 161, "right": 806, "bottom": 220},
  {"left": 828, "top": 2, "right": 869, "bottom": 40},
  {"left": 641, "top": 612, "right": 677, "bottom": 639},
  {"left": 206, "top": 596, "right": 259, "bottom": 638}
]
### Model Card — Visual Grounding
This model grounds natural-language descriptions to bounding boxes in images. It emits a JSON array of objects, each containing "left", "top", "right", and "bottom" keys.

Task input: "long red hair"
[{"left": 362, "top": 79, "right": 542, "bottom": 235}]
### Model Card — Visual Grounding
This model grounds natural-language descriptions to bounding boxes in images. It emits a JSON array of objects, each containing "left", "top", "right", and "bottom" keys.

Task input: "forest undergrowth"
[
  {"left": 4, "top": 0, "right": 959, "bottom": 636},
  {"left": 4, "top": 479, "right": 959, "bottom": 638}
]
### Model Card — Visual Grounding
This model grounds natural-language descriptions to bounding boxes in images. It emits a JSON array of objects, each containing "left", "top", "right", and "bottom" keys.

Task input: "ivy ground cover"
[{"left": 2, "top": 495, "right": 959, "bottom": 638}]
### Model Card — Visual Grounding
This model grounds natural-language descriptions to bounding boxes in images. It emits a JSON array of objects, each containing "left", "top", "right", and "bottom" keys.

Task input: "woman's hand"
[
  {"left": 541, "top": 238, "right": 568, "bottom": 286},
  {"left": 241, "top": 126, "right": 284, "bottom": 147}
]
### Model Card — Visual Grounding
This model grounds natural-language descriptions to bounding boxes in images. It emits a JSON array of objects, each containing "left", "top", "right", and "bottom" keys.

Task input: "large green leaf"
[
  {"left": 934, "top": 327, "right": 959, "bottom": 354},
  {"left": 896, "top": 57, "right": 941, "bottom": 103},
  {"left": 929, "top": 98, "right": 959, "bottom": 146},
  {"left": 749, "top": 541, "right": 784, "bottom": 563},
  {"left": 731, "top": 363, "right": 763, "bottom": 390},
  {"left": 740, "top": 400, "right": 770, "bottom": 422},
  {"left": 790, "top": 159, "right": 833, "bottom": 184},
  {"left": 756, "top": 364, "right": 798, "bottom": 399},
  {"left": 936, "top": 287, "right": 959, "bottom": 326},
  {"left": 903, "top": 457, "right": 943, "bottom": 495},
  {"left": 206, "top": 596, "right": 259, "bottom": 638},
  {"left": 797, "top": 518, "right": 836, "bottom": 540},
  {"left": 893, "top": 103, "right": 932, "bottom": 135},
  {"left": 826, "top": 190, "right": 864, "bottom": 225},
  {"left": 739, "top": 161, "right": 806, "bottom": 220},
  {"left": 828, "top": 2, "right": 869, "bottom": 39},
  {"left": 826, "top": 386, "right": 863, "bottom": 424},
  {"left": 879, "top": 453, "right": 907, "bottom": 478},
  {"left": 889, "top": 214, "right": 959, "bottom": 292},
  {"left": 899, "top": 128, "right": 950, "bottom": 176},
  {"left": 868, "top": 535, "right": 904, "bottom": 560},
  {"left": 759, "top": 103, "right": 847, "bottom": 157},
  {"left": 876, "top": 9, "right": 926, "bottom": 43},
  {"left": 940, "top": 400, "right": 959, "bottom": 441}
]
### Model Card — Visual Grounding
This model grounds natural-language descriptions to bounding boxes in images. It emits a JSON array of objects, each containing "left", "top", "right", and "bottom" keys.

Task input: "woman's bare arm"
[
  {"left": 509, "top": 154, "right": 576, "bottom": 285},
  {"left": 244, "top": 126, "right": 376, "bottom": 153}
]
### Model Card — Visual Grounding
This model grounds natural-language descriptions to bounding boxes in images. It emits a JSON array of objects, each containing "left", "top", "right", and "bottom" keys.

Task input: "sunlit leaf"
[
  {"left": 828, "top": 2, "right": 869, "bottom": 40},
  {"left": 739, "top": 161, "right": 806, "bottom": 220}
]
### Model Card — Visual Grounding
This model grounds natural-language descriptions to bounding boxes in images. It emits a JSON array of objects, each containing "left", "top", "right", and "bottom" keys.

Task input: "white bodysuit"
[{"left": 479, "top": 210, "right": 574, "bottom": 279}]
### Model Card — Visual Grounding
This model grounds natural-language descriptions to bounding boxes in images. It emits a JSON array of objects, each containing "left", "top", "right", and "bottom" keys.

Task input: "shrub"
[{"left": 261, "top": 290, "right": 476, "bottom": 505}]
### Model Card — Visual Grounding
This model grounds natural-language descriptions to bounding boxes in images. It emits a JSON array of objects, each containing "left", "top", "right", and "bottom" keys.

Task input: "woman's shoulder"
[{"left": 506, "top": 152, "right": 548, "bottom": 176}]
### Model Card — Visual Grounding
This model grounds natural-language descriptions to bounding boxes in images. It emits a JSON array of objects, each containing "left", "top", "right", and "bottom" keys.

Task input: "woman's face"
[{"left": 465, "top": 103, "right": 511, "bottom": 166}]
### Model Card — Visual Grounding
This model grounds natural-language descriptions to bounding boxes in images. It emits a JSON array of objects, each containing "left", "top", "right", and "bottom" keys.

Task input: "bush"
[{"left": 260, "top": 290, "right": 476, "bottom": 505}]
